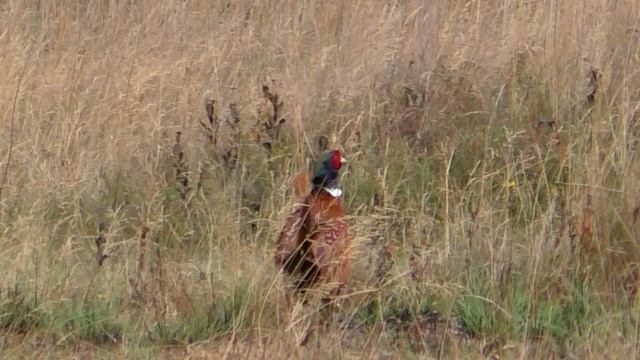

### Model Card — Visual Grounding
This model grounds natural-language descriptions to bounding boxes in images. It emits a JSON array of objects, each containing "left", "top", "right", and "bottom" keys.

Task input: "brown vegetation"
[{"left": 1, "top": 0, "right": 640, "bottom": 358}]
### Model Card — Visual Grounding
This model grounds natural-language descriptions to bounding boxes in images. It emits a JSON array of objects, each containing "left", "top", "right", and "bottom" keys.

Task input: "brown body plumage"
[{"left": 275, "top": 150, "right": 350, "bottom": 299}]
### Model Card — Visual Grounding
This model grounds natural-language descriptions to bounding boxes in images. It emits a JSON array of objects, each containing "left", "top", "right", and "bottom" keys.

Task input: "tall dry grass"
[{"left": 1, "top": 0, "right": 640, "bottom": 358}]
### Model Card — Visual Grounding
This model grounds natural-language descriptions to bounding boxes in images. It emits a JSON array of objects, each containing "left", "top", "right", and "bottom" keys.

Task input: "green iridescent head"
[{"left": 312, "top": 149, "right": 347, "bottom": 189}]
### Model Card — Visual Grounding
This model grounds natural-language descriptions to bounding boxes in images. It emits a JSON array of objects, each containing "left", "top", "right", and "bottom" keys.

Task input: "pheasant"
[{"left": 274, "top": 149, "right": 351, "bottom": 300}]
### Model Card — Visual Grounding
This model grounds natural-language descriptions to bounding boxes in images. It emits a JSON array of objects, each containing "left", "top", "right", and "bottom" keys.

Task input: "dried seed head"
[
  {"left": 229, "top": 103, "right": 240, "bottom": 124},
  {"left": 318, "top": 135, "right": 329, "bottom": 152},
  {"left": 204, "top": 98, "right": 216, "bottom": 124}
]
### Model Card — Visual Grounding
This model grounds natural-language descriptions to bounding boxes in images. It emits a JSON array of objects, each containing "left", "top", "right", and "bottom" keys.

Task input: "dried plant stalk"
[{"left": 95, "top": 230, "right": 108, "bottom": 266}]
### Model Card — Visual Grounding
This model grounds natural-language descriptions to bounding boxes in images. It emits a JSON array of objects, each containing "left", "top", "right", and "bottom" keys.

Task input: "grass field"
[{"left": 1, "top": 0, "right": 640, "bottom": 358}]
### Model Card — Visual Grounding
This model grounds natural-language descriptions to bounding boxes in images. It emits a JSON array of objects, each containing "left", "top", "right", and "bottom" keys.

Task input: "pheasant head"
[{"left": 312, "top": 149, "right": 347, "bottom": 196}]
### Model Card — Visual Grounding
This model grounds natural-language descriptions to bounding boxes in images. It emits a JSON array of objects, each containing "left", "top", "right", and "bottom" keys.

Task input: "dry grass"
[{"left": 1, "top": 0, "right": 640, "bottom": 358}]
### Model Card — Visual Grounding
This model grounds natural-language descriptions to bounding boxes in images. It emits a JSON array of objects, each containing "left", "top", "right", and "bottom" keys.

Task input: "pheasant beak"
[{"left": 340, "top": 156, "right": 348, "bottom": 164}]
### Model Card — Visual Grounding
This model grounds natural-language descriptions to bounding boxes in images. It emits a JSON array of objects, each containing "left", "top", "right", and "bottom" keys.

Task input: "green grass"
[
  {"left": 0, "top": 286, "right": 43, "bottom": 334},
  {"left": 53, "top": 299, "right": 123, "bottom": 344},
  {"left": 152, "top": 282, "right": 250, "bottom": 344}
]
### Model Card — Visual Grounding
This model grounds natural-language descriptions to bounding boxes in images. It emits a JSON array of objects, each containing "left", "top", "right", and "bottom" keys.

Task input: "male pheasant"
[{"left": 274, "top": 149, "right": 351, "bottom": 300}]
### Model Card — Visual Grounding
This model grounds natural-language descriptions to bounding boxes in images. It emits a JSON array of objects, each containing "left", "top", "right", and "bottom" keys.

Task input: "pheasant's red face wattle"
[{"left": 330, "top": 150, "right": 343, "bottom": 170}]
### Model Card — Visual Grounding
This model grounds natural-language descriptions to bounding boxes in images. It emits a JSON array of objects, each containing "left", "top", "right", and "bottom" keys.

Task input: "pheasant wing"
[
  {"left": 274, "top": 203, "right": 307, "bottom": 267},
  {"left": 309, "top": 217, "right": 348, "bottom": 277}
]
